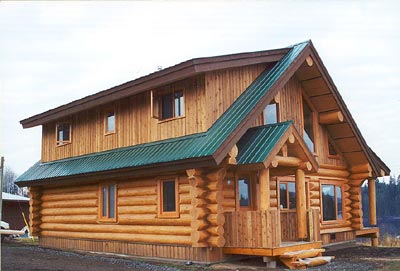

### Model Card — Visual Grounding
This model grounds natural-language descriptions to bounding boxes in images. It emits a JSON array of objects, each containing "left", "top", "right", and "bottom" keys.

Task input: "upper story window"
[
  {"left": 321, "top": 183, "right": 343, "bottom": 221},
  {"left": 56, "top": 123, "right": 71, "bottom": 146},
  {"left": 263, "top": 103, "right": 279, "bottom": 125},
  {"left": 327, "top": 137, "right": 339, "bottom": 158},
  {"left": 105, "top": 110, "right": 115, "bottom": 134},
  {"left": 99, "top": 183, "right": 117, "bottom": 222},
  {"left": 159, "top": 179, "right": 179, "bottom": 218},
  {"left": 238, "top": 176, "right": 252, "bottom": 209},
  {"left": 161, "top": 90, "right": 184, "bottom": 120},
  {"left": 302, "top": 99, "right": 315, "bottom": 153}
]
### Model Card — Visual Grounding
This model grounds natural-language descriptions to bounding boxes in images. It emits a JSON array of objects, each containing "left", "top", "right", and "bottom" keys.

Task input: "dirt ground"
[{"left": 2, "top": 240, "right": 400, "bottom": 271}]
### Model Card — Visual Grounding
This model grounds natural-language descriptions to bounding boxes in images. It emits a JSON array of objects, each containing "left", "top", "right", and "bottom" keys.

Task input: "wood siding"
[
  {"left": 40, "top": 236, "right": 226, "bottom": 263},
  {"left": 42, "top": 64, "right": 267, "bottom": 162}
]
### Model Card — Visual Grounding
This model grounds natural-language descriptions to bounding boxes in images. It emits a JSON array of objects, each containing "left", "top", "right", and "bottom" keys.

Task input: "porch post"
[
  {"left": 260, "top": 168, "right": 270, "bottom": 211},
  {"left": 295, "top": 169, "right": 307, "bottom": 239},
  {"left": 368, "top": 178, "right": 377, "bottom": 226}
]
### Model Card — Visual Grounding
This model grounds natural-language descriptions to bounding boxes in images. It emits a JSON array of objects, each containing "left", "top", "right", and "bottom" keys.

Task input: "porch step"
[{"left": 279, "top": 249, "right": 334, "bottom": 270}]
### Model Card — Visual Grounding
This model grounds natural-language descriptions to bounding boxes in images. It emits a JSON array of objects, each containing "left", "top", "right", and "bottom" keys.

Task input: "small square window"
[
  {"left": 160, "top": 90, "right": 184, "bottom": 120},
  {"left": 56, "top": 123, "right": 71, "bottom": 146}
]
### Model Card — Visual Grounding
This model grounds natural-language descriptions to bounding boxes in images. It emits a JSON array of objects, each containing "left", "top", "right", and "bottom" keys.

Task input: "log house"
[{"left": 17, "top": 41, "right": 389, "bottom": 268}]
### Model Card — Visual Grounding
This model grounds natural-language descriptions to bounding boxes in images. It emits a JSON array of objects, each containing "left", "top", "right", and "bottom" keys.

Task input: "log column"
[
  {"left": 295, "top": 169, "right": 307, "bottom": 239},
  {"left": 368, "top": 178, "right": 379, "bottom": 247},
  {"left": 259, "top": 168, "right": 270, "bottom": 211}
]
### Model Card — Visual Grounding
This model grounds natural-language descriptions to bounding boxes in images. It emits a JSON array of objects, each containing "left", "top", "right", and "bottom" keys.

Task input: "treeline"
[{"left": 362, "top": 174, "right": 400, "bottom": 219}]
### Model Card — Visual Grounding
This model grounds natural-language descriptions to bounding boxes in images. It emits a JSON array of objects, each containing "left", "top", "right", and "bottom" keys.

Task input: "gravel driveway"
[{"left": 2, "top": 240, "right": 400, "bottom": 271}]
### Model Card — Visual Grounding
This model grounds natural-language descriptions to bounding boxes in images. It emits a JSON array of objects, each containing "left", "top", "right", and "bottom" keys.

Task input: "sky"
[{"left": 0, "top": 1, "right": 399, "bottom": 178}]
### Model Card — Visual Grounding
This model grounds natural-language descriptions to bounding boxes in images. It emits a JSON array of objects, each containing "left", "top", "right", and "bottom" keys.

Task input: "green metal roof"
[
  {"left": 16, "top": 41, "right": 309, "bottom": 184},
  {"left": 236, "top": 122, "right": 292, "bottom": 165}
]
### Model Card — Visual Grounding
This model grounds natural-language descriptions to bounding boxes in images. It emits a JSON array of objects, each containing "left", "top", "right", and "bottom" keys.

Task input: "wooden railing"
[
  {"left": 224, "top": 210, "right": 281, "bottom": 248},
  {"left": 280, "top": 211, "right": 298, "bottom": 241}
]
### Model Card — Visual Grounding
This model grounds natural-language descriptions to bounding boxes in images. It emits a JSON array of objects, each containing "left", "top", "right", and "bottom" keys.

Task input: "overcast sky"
[{"left": 0, "top": 1, "right": 399, "bottom": 178}]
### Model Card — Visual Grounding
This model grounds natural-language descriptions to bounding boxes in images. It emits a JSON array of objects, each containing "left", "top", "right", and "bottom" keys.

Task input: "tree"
[{"left": 2, "top": 166, "right": 19, "bottom": 195}]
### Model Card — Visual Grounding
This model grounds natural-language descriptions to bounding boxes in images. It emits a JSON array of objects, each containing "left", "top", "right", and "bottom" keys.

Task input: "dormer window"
[
  {"left": 161, "top": 90, "right": 184, "bottom": 120},
  {"left": 105, "top": 110, "right": 115, "bottom": 134},
  {"left": 56, "top": 123, "right": 71, "bottom": 146},
  {"left": 263, "top": 103, "right": 279, "bottom": 125}
]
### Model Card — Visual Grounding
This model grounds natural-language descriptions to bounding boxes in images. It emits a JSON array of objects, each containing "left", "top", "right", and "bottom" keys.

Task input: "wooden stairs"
[{"left": 279, "top": 248, "right": 334, "bottom": 270}]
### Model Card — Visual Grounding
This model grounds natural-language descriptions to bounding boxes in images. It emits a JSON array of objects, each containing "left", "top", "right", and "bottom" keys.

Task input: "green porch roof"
[
  {"left": 236, "top": 122, "right": 291, "bottom": 165},
  {"left": 16, "top": 42, "right": 308, "bottom": 184}
]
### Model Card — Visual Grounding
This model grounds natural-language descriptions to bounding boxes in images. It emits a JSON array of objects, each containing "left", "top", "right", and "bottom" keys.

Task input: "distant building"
[{"left": 2, "top": 192, "right": 29, "bottom": 230}]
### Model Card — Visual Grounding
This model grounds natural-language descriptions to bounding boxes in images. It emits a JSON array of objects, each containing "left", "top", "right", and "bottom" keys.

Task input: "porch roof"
[{"left": 236, "top": 121, "right": 292, "bottom": 165}]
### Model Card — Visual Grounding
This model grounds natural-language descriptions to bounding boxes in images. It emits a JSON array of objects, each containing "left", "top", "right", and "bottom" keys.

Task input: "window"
[
  {"left": 99, "top": 183, "right": 117, "bottom": 222},
  {"left": 279, "top": 182, "right": 296, "bottom": 210},
  {"left": 105, "top": 110, "right": 115, "bottom": 134},
  {"left": 238, "top": 177, "right": 252, "bottom": 208},
  {"left": 327, "top": 137, "right": 340, "bottom": 158},
  {"left": 160, "top": 90, "right": 184, "bottom": 120},
  {"left": 263, "top": 103, "right": 279, "bottom": 125},
  {"left": 322, "top": 183, "right": 343, "bottom": 221},
  {"left": 56, "top": 123, "right": 71, "bottom": 146},
  {"left": 303, "top": 99, "right": 315, "bottom": 152},
  {"left": 159, "top": 179, "right": 179, "bottom": 217}
]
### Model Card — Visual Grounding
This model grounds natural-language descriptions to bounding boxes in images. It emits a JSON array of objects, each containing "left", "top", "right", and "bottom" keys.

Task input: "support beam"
[
  {"left": 319, "top": 110, "right": 344, "bottom": 125},
  {"left": 296, "top": 169, "right": 307, "bottom": 239},
  {"left": 259, "top": 168, "right": 270, "bottom": 211},
  {"left": 368, "top": 179, "right": 377, "bottom": 226},
  {"left": 271, "top": 156, "right": 312, "bottom": 171}
]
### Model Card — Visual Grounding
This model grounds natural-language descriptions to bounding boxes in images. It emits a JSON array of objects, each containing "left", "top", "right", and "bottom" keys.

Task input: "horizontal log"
[
  {"left": 41, "top": 207, "right": 98, "bottom": 216},
  {"left": 309, "top": 190, "right": 319, "bottom": 199},
  {"left": 186, "top": 169, "right": 203, "bottom": 179},
  {"left": 309, "top": 181, "right": 319, "bottom": 191},
  {"left": 350, "top": 163, "right": 372, "bottom": 174},
  {"left": 41, "top": 215, "right": 98, "bottom": 224},
  {"left": 118, "top": 186, "right": 156, "bottom": 197},
  {"left": 350, "top": 194, "right": 361, "bottom": 201},
  {"left": 270, "top": 198, "right": 278, "bottom": 207},
  {"left": 319, "top": 110, "right": 344, "bottom": 125},
  {"left": 206, "top": 180, "right": 223, "bottom": 191},
  {"left": 319, "top": 163, "right": 347, "bottom": 170},
  {"left": 179, "top": 195, "right": 191, "bottom": 205},
  {"left": 118, "top": 195, "right": 157, "bottom": 206},
  {"left": 41, "top": 191, "right": 97, "bottom": 202},
  {"left": 180, "top": 204, "right": 191, "bottom": 215},
  {"left": 208, "top": 204, "right": 223, "bottom": 214},
  {"left": 350, "top": 210, "right": 361, "bottom": 218},
  {"left": 206, "top": 168, "right": 226, "bottom": 182},
  {"left": 191, "top": 219, "right": 209, "bottom": 231},
  {"left": 349, "top": 172, "right": 372, "bottom": 180},
  {"left": 270, "top": 181, "right": 277, "bottom": 190},
  {"left": 119, "top": 216, "right": 191, "bottom": 226},
  {"left": 179, "top": 184, "right": 191, "bottom": 194},
  {"left": 43, "top": 185, "right": 96, "bottom": 195},
  {"left": 41, "top": 223, "right": 192, "bottom": 236},
  {"left": 41, "top": 230, "right": 191, "bottom": 245},
  {"left": 29, "top": 199, "right": 42, "bottom": 206},
  {"left": 207, "top": 225, "right": 224, "bottom": 236},
  {"left": 190, "top": 208, "right": 210, "bottom": 220},
  {"left": 344, "top": 213, "right": 352, "bottom": 220},
  {"left": 208, "top": 236, "right": 225, "bottom": 247},
  {"left": 191, "top": 230, "right": 209, "bottom": 243},
  {"left": 222, "top": 200, "right": 236, "bottom": 208},
  {"left": 118, "top": 180, "right": 157, "bottom": 189},
  {"left": 223, "top": 190, "right": 235, "bottom": 199},
  {"left": 271, "top": 156, "right": 312, "bottom": 171},
  {"left": 189, "top": 176, "right": 206, "bottom": 187},
  {"left": 208, "top": 213, "right": 225, "bottom": 226},
  {"left": 207, "top": 191, "right": 224, "bottom": 204},
  {"left": 118, "top": 205, "right": 157, "bottom": 215},
  {"left": 310, "top": 199, "right": 320, "bottom": 206},
  {"left": 191, "top": 198, "right": 208, "bottom": 208},
  {"left": 41, "top": 199, "right": 98, "bottom": 209},
  {"left": 351, "top": 218, "right": 363, "bottom": 224},
  {"left": 190, "top": 187, "right": 207, "bottom": 199},
  {"left": 351, "top": 202, "right": 361, "bottom": 209},
  {"left": 316, "top": 168, "right": 350, "bottom": 178}
]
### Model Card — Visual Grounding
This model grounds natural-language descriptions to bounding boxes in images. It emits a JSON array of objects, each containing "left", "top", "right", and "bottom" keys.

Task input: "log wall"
[
  {"left": 41, "top": 64, "right": 267, "bottom": 162},
  {"left": 37, "top": 176, "right": 193, "bottom": 246}
]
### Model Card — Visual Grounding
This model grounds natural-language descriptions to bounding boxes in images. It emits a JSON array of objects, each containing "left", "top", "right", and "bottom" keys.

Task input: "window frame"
[
  {"left": 326, "top": 134, "right": 340, "bottom": 159},
  {"left": 263, "top": 102, "right": 280, "bottom": 125},
  {"left": 154, "top": 89, "right": 185, "bottom": 122},
  {"left": 98, "top": 182, "right": 118, "bottom": 223},
  {"left": 104, "top": 108, "right": 116, "bottom": 135},
  {"left": 320, "top": 180, "right": 344, "bottom": 223},
  {"left": 236, "top": 173, "right": 254, "bottom": 210},
  {"left": 55, "top": 122, "right": 72, "bottom": 146},
  {"left": 158, "top": 178, "right": 180, "bottom": 218},
  {"left": 278, "top": 181, "right": 296, "bottom": 211},
  {"left": 301, "top": 93, "right": 318, "bottom": 154}
]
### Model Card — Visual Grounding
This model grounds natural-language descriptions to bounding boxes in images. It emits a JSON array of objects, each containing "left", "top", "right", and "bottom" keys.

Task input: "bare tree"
[{"left": 2, "top": 167, "right": 19, "bottom": 195}]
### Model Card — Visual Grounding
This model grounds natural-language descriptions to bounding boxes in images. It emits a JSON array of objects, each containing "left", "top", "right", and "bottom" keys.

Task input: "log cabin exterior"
[{"left": 17, "top": 41, "right": 389, "bottom": 266}]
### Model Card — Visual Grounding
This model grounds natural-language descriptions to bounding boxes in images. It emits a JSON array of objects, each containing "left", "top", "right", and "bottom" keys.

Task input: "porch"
[{"left": 223, "top": 209, "right": 322, "bottom": 256}]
